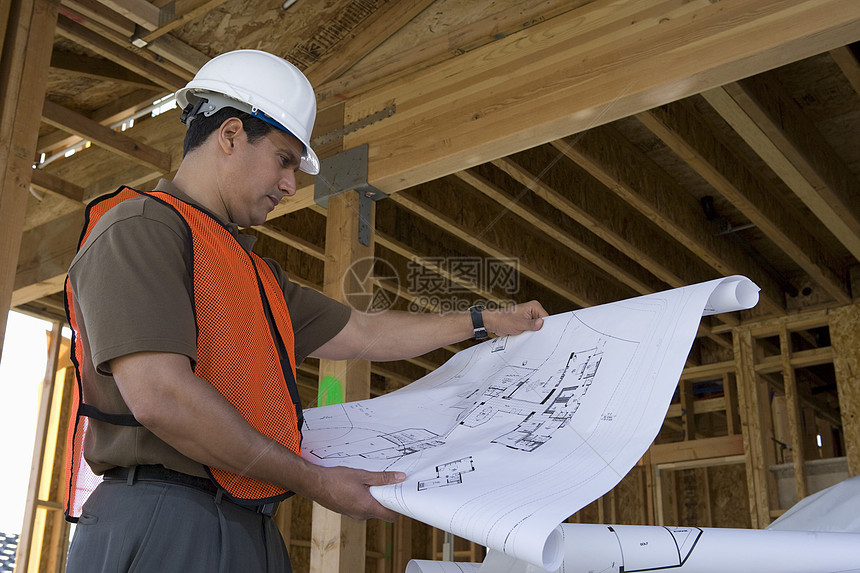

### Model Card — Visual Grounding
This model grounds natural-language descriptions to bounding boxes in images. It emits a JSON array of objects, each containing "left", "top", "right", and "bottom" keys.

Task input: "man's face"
[{"left": 220, "top": 127, "right": 303, "bottom": 227}]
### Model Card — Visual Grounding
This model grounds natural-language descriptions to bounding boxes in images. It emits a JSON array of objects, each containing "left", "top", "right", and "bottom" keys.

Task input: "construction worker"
[{"left": 63, "top": 49, "right": 547, "bottom": 572}]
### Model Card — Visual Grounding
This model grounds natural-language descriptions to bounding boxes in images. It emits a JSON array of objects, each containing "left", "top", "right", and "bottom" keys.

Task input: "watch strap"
[{"left": 469, "top": 305, "right": 488, "bottom": 341}]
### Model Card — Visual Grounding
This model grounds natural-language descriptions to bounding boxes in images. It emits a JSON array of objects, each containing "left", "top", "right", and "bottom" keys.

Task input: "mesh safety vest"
[{"left": 64, "top": 187, "right": 302, "bottom": 521}]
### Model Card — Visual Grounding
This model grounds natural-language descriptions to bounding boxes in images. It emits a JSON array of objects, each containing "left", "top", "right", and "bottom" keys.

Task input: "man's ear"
[{"left": 217, "top": 117, "right": 244, "bottom": 154}]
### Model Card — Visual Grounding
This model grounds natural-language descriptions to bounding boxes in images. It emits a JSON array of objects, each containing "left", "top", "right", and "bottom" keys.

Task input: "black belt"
[{"left": 103, "top": 465, "right": 279, "bottom": 516}]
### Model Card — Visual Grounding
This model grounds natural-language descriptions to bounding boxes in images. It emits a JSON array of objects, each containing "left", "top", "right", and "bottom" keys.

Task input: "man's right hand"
[{"left": 307, "top": 465, "right": 406, "bottom": 522}]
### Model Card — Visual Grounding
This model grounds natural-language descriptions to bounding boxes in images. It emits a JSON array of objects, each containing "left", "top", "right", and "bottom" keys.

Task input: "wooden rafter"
[
  {"left": 96, "top": 0, "right": 161, "bottom": 31},
  {"left": 702, "top": 76, "right": 860, "bottom": 261},
  {"left": 456, "top": 168, "right": 658, "bottom": 296},
  {"left": 0, "top": 0, "right": 59, "bottom": 353},
  {"left": 390, "top": 186, "right": 630, "bottom": 308},
  {"left": 315, "top": 0, "right": 593, "bottom": 106},
  {"left": 61, "top": 0, "right": 136, "bottom": 36},
  {"left": 636, "top": 101, "right": 851, "bottom": 304},
  {"left": 138, "top": 0, "right": 230, "bottom": 44},
  {"left": 36, "top": 87, "right": 164, "bottom": 156},
  {"left": 42, "top": 99, "right": 171, "bottom": 173},
  {"left": 55, "top": 12, "right": 187, "bottom": 90},
  {"left": 303, "top": 0, "right": 436, "bottom": 86},
  {"left": 830, "top": 45, "right": 860, "bottom": 95},
  {"left": 555, "top": 126, "right": 786, "bottom": 315},
  {"left": 491, "top": 154, "right": 709, "bottom": 291},
  {"left": 30, "top": 168, "right": 85, "bottom": 203},
  {"left": 342, "top": 0, "right": 860, "bottom": 193},
  {"left": 50, "top": 47, "right": 158, "bottom": 88}
]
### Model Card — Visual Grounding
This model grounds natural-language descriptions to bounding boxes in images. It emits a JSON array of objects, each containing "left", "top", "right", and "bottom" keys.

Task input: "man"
[{"left": 64, "top": 49, "right": 546, "bottom": 572}]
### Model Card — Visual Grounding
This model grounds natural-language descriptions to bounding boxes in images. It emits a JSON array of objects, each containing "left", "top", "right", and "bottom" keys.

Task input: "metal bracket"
[
  {"left": 314, "top": 144, "right": 388, "bottom": 247},
  {"left": 310, "top": 104, "right": 395, "bottom": 148}
]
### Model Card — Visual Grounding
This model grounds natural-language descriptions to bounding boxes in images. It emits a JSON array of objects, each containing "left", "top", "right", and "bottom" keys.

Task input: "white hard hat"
[{"left": 176, "top": 49, "right": 320, "bottom": 175}]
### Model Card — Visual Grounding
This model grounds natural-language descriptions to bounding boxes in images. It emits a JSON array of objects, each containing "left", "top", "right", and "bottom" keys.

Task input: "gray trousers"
[{"left": 66, "top": 479, "right": 292, "bottom": 573}]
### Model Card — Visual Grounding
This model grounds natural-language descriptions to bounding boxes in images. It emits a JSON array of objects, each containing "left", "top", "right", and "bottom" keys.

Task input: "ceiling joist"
[
  {"left": 42, "top": 99, "right": 171, "bottom": 173},
  {"left": 636, "top": 101, "right": 851, "bottom": 304},
  {"left": 702, "top": 77, "right": 860, "bottom": 261}
]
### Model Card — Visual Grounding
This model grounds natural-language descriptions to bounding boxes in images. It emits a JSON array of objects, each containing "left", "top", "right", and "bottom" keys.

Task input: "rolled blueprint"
[
  {"left": 408, "top": 524, "right": 860, "bottom": 573},
  {"left": 302, "top": 276, "right": 760, "bottom": 570},
  {"left": 406, "top": 562, "right": 481, "bottom": 573}
]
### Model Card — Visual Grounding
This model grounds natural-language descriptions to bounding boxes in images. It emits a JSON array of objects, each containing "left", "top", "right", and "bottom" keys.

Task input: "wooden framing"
[
  {"left": 703, "top": 76, "right": 860, "bottom": 261},
  {"left": 310, "top": 189, "right": 375, "bottom": 573},
  {"left": 5, "top": 0, "right": 860, "bottom": 570},
  {"left": 831, "top": 304, "right": 860, "bottom": 477},
  {"left": 16, "top": 323, "right": 73, "bottom": 572},
  {"left": 0, "top": 0, "right": 58, "bottom": 356}
]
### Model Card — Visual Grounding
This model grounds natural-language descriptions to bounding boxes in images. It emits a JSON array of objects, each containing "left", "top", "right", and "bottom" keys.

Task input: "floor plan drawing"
[
  {"left": 302, "top": 276, "right": 761, "bottom": 570},
  {"left": 418, "top": 457, "right": 476, "bottom": 491}
]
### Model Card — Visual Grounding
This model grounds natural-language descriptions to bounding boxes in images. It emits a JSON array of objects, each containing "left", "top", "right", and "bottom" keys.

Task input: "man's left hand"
[{"left": 484, "top": 300, "right": 548, "bottom": 337}]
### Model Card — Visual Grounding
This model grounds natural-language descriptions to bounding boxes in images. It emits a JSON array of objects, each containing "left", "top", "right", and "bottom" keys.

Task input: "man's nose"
[{"left": 280, "top": 172, "right": 297, "bottom": 196}]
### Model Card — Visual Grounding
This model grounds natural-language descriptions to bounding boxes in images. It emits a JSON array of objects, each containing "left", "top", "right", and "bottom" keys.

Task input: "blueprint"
[
  {"left": 407, "top": 524, "right": 860, "bottom": 573},
  {"left": 302, "top": 276, "right": 760, "bottom": 570}
]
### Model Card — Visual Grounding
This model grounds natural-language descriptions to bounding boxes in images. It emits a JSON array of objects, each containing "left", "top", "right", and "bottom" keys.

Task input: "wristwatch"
[{"left": 468, "top": 304, "right": 489, "bottom": 341}]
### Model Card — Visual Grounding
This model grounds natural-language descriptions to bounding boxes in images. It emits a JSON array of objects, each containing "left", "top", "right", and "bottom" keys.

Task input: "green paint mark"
[{"left": 318, "top": 375, "right": 344, "bottom": 406}]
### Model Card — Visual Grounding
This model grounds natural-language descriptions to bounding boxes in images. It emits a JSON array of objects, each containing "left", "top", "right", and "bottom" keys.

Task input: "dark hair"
[{"left": 182, "top": 106, "right": 276, "bottom": 157}]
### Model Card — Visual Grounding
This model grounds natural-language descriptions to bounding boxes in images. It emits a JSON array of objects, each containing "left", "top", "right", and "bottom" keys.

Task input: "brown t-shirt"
[{"left": 67, "top": 180, "right": 350, "bottom": 477}]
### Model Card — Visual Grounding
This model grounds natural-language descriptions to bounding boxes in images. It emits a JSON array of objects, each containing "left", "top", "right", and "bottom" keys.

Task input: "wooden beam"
[
  {"left": 724, "top": 372, "right": 739, "bottom": 436},
  {"left": 16, "top": 322, "right": 63, "bottom": 570},
  {"left": 50, "top": 47, "right": 158, "bottom": 88},
  {"left": 667, "top": 396, "right": 727, "bottom": 419},
  {"left": 253, "top": 1, "right": 860, "bottom": 222},
  {"left": 702, "top": 76, "right": 860, "bottom": 260},
  {"left": 311, "top": 189, "right": 371, "bottom": 573},
  {"left": 304, "top": 0, "right": 435, "bottom": 85},
  {"left": 754, "top": 347, "right": 834, "bottom": 374},
  {"left": 60, "top": 0, "right": 136, "bottom": 36},
  {"left": 55, "top": 13, "right": 186, "bottom": 90},
  {"left": 29, "top": 168, "right": 85, "bottom": 203},
  {"left": 42, "top": 99, "right": 171, "bottom": 173},
  {"left": 315, "top": 0, "right": 586, "bottom": 107},
  {"left": 138, "top": 0, "right": 229, "bottom": 43},
  {"left": 13, "top": 210, "right": 84, "bottom": 307},
  {"left": 96, "top": 0, "right": 160, "bottom": 30},
  {"left": 475, "top": 155, "right": 739, "bottom": 339},
  {"left": 679, "top": 360, "right": 735, "bottom": 381},
  {"left": 557, "top": 125, "right": 786, "bottom": 315},
  {"left": 253, "top": 224, "right": 325, "bottom": 261},
  {"left": 829, "top": 45, "right": 860, "bottom": 96},
  {"left": 830, "top": 303, "right": 860, "bottom": 477},
  {"left": 734, "top": 328, "right": 772, "bottom": 528},
  {"left": 340, "top": 0, "right": 860, "bottom": 194},
  {"left": 637, "top": 102, "right": 850, "bottom": 304},
  {"left": 649, "top": 435, "right": 744, "bottom": 466},
  {"left": 36, "top": 87, "right": 164, "bottom": 156},
  {"left": 145, "top": 33, "right": 209, "bottom": 74},
  {"left": 680, "top": 379, "right": 696, "bottom": 440},
  {"left": 0, "top": 0, "right": 59, "bottom": 357},
  {"left": 375, "top": 232, "right": 504, "bottom": 306},
  {"left": 491, "top": 154, "right": 705, "bottom": 292},
  {"left": 0, "top": 0, "right": 13, "bottom": 52},
  {"left": 389, "top": 188, "right": 631, "bottom": 309},
  {"left": 459, "top": 167, "right": 661, "bottom": 297},
  {"left": 779, "top": 328, "right": 809, "bottom": 501}
]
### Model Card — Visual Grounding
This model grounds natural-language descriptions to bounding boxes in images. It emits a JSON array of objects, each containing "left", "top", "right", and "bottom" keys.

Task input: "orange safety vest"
[{"left": 64, "top": 187, "right": 302, "bottom": 521}]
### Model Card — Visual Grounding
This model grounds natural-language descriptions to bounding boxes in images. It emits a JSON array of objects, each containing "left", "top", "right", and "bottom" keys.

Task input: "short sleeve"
[
  {"left": 68, "top": 197, "right": 198, "bottom": 374},
  {"left": 262, "top": 258, "right": 351, "bottom": 364}
]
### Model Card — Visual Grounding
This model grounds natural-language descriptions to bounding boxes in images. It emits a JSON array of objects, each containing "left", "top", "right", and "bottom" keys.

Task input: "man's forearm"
[
  {"left": 110, "top": 351, "right": 403, "bottom": 520},
  {"left": 313, "top": 300, "right": 548, "bottom": 361}
]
